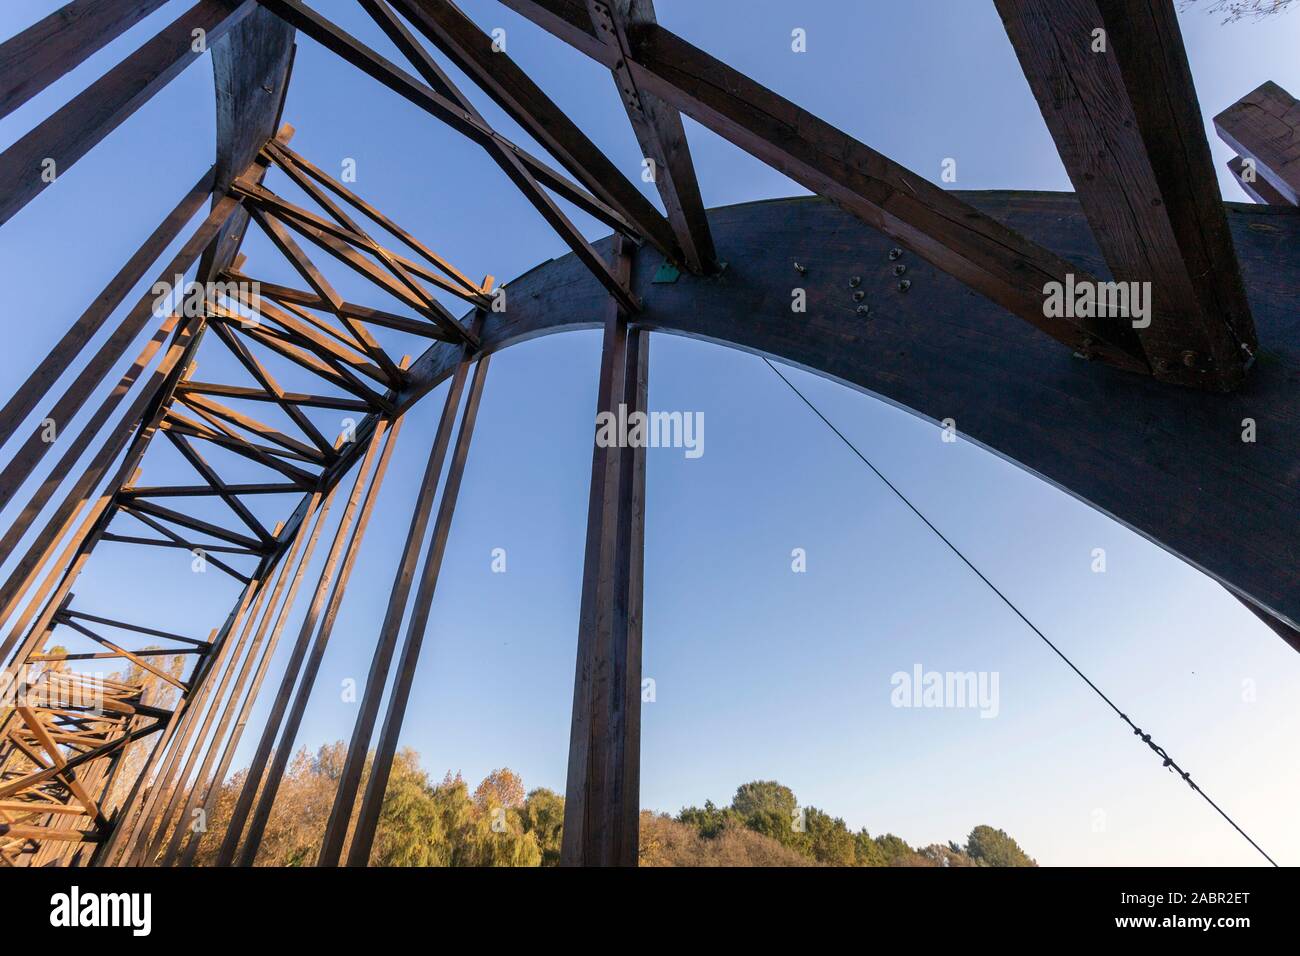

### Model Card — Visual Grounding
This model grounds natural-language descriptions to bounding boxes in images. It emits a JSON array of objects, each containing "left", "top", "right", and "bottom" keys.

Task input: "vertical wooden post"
[{"left": 561, "top": 235, "right": 647, "bottom": 866}]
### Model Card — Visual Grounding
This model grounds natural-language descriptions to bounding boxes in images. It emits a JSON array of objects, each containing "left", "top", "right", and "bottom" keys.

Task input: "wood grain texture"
[
  {"left": 996, "top": 0, "right": 1257, "bottom": 390},
  {"left": 498, "top": 1, "right": 1149, "bottom": 373},
  {"left": 0, "top": 0, "right": 254, "bottom": 227},
  {"left": 199, "top": 4, "right": 296, "bottom": 282},
  {"left": 1216, "top": 81, "right": 1300, "bottom": 207},
  {"left": 0, "top": 0, "right": 170, "bottom": 119}
]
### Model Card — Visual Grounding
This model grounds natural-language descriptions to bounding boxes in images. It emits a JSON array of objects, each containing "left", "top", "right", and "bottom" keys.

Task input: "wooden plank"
[
  {"left": 346, "top": 354, "right": 489, "bottom": 866},
  {"left": 390, "top": 0, "right": 682, "bottom": 264},
  {"left": 199, "top": 4, "right": 296, "bottom": 281},
  {"left": 0, "top": 167, "right": 213, "bottom": 440},
  {"left": 0, "top": 0, "right": 170, "bottom": 119},
  {"left": 315, "top": 338, "right": 479, "bottom": 866},
  {"left": 583, "top": 0, "right": 717, "bottom": 273},
  {"left": 218, "top": 416, "right": 401, "bottom": 866},
  {"left": 1215, "top": 81, "right": 1300, "bottom": 206},
  {"left": 498, "top": 1, "right": 1148, "bottom": 374},
  {"left": 561, "top": 236, "right": 643, "bottom": 866},
  {"left": 0, "top": 0, "right": 255, "bottom": 226},
  {"left": 263, "top": 141, "right": 490, "bottom": 303},
  {"left": 176, "top": 380, "right": 370, "bottom": 412},
  {"left": 1226, "top": 157, "right": 1291, "bottom": 206},
  {"left": 0, "top": 195, "right": 241, "bottom": 512},
  {"left": 995, "top": 0, "right": 1257, "bottom": 390},
  {"left": 263, "top": 0, "right": 639, "bottom": 314}
]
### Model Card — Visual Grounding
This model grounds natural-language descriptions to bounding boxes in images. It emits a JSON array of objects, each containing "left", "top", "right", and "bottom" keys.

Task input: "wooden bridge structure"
[{"left": 0, "top": 0, "right": 1296, "bottom": 867}]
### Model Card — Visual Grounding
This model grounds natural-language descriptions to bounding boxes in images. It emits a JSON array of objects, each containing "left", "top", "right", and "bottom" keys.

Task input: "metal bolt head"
[
  {"left": 893, "top": 264, "right": 907, "bottom": 277},
  {"left": 889, "top": 247, "right": 903, "bottom": 261},
  {"left": 852, "top": 290, "right": 865, "bottom": 301},
  {"left": 794, "top": 261, "right": 807, "bottom": 275},
  {"left": 1182, "top": 350, "right": 1198, "bottom": 368},
  {"left": 856, "top": 304, "right": 870, "bottom": 316},
  {"left": 849, "top": 276, "right": 861, "bottom": 288},
  {"left": 897, "top": 279, "right": 911, "bottom": 292}
]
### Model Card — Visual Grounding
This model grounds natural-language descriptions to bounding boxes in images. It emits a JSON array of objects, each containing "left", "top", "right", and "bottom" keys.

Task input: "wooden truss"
[{"left": 0, "top": 0, "right": 1292, "bottom": 868}]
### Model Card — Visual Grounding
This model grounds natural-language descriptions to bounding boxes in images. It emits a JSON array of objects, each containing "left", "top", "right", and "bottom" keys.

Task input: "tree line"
[{"left": 186, "top": 745, "right": 1035, "bottom": 867}]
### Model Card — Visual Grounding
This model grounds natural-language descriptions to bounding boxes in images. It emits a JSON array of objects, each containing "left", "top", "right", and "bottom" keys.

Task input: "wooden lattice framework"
[{"left": 0, "top": 0, "right": 1296, "bottom": 867}]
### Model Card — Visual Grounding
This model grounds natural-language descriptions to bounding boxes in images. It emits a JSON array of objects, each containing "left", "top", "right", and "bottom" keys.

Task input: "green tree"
[
  {"left": 854, "top": 828, "right": 888, "bottom": 867},
  {"left": 372, "top": 748, "right": 449, "bottom": 866},
  {"left": 874, "top": 832, "right": 918, "bottom": 866},
  {"left": 732, "top": 780, "right": 797, "bottom": 820},
  {"left": 803, "top": 807, "right": 856, "bottom": 866},
  {"left": 677, "top": 799, "right": 742, "bottom": 838},
  {"left": 521, "top": 787, "right": 565, "bottom": 865},
  {"left": 965, "top": 825, "right": 1037, "bottom": 867}
]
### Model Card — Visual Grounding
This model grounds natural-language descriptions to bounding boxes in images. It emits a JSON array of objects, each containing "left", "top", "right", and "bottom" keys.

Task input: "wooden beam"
[
  {"left": 1215, "top": 81, "right": 1300, "bottom": 207},
  {"left": 398, "top": 192, "right": 1300, "bottom": 638},
  {"left": 584, "top": 0, "right": 717, "bottom": 273},
  {"left": 315, "top": 337, "right": 480, "bottom": 865},
  {"left": 0, "top": 193, "right": 241, "bottom": 510},
  {"left": 346, "top": 353, "right": 489, "bottom": 866},
  {"left": 262, "top": 141, "right": 490, "bottom": 302},
  {"left": 561, "top": 235, "right": 644, "bottom": 866},
  {"left": 219, "top": 416, "right": 400, "bottom": 866},
  {"left": 1226, "top": 157, "right": 1291, "bottom": 206},
  {"left": 390, "top": 0, "right": 683, "bottom": 264},
  {"left": 198, "top": 5, "right": 296, "bottom": 280},
  {"left": 0, "top": 0, "right": 170, "bottom": 119},
  {"left": 497, "top": 1, "right": 1148, "bottom": 374},
  {"left": 0, "top": 0, "right": 255, "bottom": 226},
  {"left": 262, "top": 0, "right": 639, "bottom": 314},
  {"left": 0, "top": 166, "right": 211, "bottom": 437},
  {"left": 995, "top": 0, "right": 1257, "bottom": 390}
]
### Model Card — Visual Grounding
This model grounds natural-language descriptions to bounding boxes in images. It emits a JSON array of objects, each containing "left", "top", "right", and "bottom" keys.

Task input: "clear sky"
[{"left": 2, "top": 0, "right": 1299, "bottom": 866}]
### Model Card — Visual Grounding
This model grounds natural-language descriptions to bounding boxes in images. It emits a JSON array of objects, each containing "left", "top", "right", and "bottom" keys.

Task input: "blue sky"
[{"left": 1, "top": 0, "right": 1299, "bottom": 865}]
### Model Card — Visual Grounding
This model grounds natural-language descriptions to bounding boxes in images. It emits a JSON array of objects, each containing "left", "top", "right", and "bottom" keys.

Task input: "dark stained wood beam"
[
  {"left": 397, "top": 192, "right": 1300, "bottom": 639},
  {"left": 1226, "top": 157, "right": 1291, "bottom": 207},
  {"left": 561, "top": 235, "right": 645, "bottom": 866},
  {"left": 315, "top": 338, "right": 480, "bottom": 866},
  {"left": 0, "top": 168, "right": 214, "bottom": 440},
  {"left": 391, "top": 0, "right": 683, "bottom": 265},
  {"left": 259, "top": 0, "right": 637, "bottom": 312},
  {"left": 346, "top": 353, "right": 490, "bottom": 867},
  {"left": 584, "top": 0, "right": 718, "bottom": 273},
  {"left": 1215, "top": 81, "right": 1300, "bottom": 207},
  {"left": 0, "top": 194, "right": 242, "bottom": 512},
  {"left": 353, "top": 0, "right": 639, "bottom": 313},
  {"left": 0, "top": 0, "right": 256, "bottom": 227},
  {"left": 995, "top": 0, "right": 1257, "bottom": 391},
  {"left": 0, "top": 0, "right": 171, "bottom": 119},
  {"left": 199, "top": 4, "right": 296, "bottom": 281},
  {"left": 497, "top": 0, "right": 1148, "bottom": 375}
]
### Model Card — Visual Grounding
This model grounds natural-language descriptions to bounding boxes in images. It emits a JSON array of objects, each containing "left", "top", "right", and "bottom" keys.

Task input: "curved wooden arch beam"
[{"left": 400, "top": 193, "right": 1300, "bottom": 637}]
